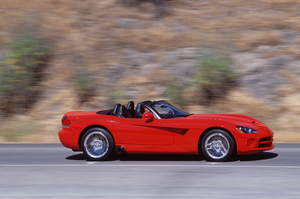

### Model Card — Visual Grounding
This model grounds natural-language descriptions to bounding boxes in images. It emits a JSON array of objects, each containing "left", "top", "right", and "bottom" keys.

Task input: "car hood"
[{"left": 187, "top": 114, "right": 265, "bottom": 126}]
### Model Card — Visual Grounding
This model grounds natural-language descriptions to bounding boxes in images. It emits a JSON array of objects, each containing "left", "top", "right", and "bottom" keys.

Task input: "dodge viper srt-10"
[{"left": 58, "top": 100, "right": 274, "bottom": 162}]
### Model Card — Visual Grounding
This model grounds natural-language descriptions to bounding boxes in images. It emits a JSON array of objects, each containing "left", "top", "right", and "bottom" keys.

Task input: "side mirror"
[{"left": 142, "top": 112, "right": 154, "bottom": 120}]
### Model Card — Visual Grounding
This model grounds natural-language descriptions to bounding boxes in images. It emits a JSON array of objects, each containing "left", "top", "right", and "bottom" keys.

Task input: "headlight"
[{"left": 236, "top": 126, "right": 258, "bottom": 134}]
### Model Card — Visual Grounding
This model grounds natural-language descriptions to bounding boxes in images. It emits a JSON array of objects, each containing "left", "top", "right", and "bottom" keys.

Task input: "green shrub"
[
  {"left": 0, "top": 35, "right": 49, "bottom": 115},
  {"left": 195, "top": 50, "right": 236, "bottom": 104}
]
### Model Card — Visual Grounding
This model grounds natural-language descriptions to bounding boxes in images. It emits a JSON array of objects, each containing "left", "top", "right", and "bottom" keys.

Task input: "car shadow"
[
  {"left": 66, "top": 153, "right": 86, "bottom": 161},
  {"left": 237, "top": 151, "right": 278, "bottom": 161},
  {"left": 119, "top": 154, "right": 205, "bottom": 161},
  {"left": 65, "top": 153, "right": 205, "bottom": 161},
  {"left": 66, "top": 151, "right": 278, "bottom": 162}
]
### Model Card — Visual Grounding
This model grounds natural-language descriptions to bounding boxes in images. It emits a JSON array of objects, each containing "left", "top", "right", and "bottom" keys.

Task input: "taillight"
[{"left": 62, "top": 116, "right": 71, "bottom": 126}]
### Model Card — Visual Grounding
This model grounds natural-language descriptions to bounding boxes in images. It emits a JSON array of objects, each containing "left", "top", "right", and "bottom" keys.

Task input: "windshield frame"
[{"left": 147, "top": 100, "right": 191, "bottom": 119}]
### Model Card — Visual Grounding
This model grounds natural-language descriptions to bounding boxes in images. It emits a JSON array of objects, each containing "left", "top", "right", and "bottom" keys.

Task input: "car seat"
[{"left": 135, "top": 103, "right": 145, "bottom": 118}]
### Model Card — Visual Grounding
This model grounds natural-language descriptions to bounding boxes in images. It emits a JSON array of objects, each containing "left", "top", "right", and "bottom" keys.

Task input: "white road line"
[{"left": 0, "top": 164, "right": 300, "bottom": 169}]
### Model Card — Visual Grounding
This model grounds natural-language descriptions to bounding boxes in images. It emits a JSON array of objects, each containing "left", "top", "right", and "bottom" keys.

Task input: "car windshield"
[{"left": 149, "top": 100, "right": 191, "bottom": 119}]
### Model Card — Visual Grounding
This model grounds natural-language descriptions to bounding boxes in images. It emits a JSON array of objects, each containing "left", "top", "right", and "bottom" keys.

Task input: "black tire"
[
  {"left": 81, "top": 128, "right": 114, "bottom": 161},
  {"left": 201, "top": 129, "right": 235, "bottom": 162}
]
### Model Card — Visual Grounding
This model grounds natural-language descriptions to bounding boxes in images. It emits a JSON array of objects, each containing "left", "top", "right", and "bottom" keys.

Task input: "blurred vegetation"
[
  {"left": 122, "top": 0, "right": 171, "bottom": 17},
  {"left": 73, "top": 71, "right": 95, "bottom": 104},
  {"left": 195, "top": 51, "right": 237, "bottom": 105},
  {"left": 0, "top": 35, "right": 50, "bottom": 116},
  {"left": 166, "top": 81, "right": 188, "bottom": 107},
  {"left": 165, "top": 50, "right": 237, "bottom": 107},
  {"left": 106, "top": 88, "right": 125, "bottom": 108},
  {"left": 0, "top": 0, "right": 299, "bottom": 142}
]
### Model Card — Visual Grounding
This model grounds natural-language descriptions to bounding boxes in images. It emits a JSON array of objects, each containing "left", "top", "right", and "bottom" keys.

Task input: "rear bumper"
[{"left": 58, "top": 128, "right": 81, "bottom": 150}]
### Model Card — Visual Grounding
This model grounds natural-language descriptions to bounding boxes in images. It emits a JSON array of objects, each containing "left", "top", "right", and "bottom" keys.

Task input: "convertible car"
[{"left": 58, "top": 100, "right": 274, "bottom": 162}]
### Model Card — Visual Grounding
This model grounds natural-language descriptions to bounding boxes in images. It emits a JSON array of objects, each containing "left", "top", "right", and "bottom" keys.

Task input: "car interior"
[{"left": 98, "top": 101, "right": 152, "bottom": 118}]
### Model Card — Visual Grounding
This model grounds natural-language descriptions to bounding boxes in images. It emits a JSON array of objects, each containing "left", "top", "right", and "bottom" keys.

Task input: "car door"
[
  {"left": 159, "top": 117, "right": 191, "bottom": 144},
  {"left": 112, "top": 117, "right": 173, "bottom": 145}
]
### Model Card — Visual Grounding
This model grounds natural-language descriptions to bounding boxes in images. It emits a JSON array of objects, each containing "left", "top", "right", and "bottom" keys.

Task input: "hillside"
[{"left": 0, "top": 0, "right": 300, "bottom": 142}]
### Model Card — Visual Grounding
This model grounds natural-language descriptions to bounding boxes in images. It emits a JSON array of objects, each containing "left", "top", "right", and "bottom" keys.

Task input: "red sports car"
[{"left": 58, "top": 100, "right": 274, "bottom": 162}]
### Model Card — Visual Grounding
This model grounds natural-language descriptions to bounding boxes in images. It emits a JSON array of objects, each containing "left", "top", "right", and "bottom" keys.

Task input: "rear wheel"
[
  {"left": 201, "top": 129, "right": 235, "bottom": 162},
  {"left": 81, "top": 128, "right": 114, "bottom": 161}
]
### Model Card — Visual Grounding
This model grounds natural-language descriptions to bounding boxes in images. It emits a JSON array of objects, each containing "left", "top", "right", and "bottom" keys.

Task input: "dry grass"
[
  {"left": 281, "top": 47, "right": 300, "bottom": 60},
  {"left": 237, "top": 31, "right": 283, "bottom": 51},
  {"left": 0, "top": 116, "right": 59, "bottom": 143}
]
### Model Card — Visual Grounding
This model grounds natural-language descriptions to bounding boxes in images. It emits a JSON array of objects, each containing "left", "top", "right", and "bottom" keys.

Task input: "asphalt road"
[{"left": 0, "top": 143, "right": 299, "bottom": 199}]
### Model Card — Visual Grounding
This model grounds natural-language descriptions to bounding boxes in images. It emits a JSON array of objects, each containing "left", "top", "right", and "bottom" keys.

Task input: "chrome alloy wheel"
[
  {"left": 204, "top": 133, "right": 230, "bottom": 160},
  {"left": 84, "top": 131, "right": 109, "bottom": 159}
]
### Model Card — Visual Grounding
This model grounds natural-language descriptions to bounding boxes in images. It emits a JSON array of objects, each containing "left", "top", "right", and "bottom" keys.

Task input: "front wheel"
[
  {"left": 81, "top": 128, "right": 114, "bottom": 161},
  {"left": 201, "top": 129, "right": 235, "bottom": 162}
]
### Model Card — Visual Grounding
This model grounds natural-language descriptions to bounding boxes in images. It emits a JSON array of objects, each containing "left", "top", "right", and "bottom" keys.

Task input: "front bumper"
[{"left": 236, "top": 127, "right": 274, "bottom": 155}]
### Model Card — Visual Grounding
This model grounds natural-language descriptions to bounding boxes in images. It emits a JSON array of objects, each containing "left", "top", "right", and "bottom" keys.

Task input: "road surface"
[{"left": 0, "top": 143, "right": 299, "bottom": 198}]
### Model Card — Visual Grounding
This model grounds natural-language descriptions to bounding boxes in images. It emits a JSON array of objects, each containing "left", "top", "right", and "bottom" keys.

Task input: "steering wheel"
[{"left": 167, "top": 111, "right": 173, "bottom": 117}]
